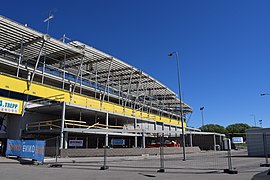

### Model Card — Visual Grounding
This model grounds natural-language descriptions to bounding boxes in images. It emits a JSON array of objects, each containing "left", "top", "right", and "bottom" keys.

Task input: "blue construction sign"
[{"left": 6, "top": 139, "right": 45, "bottom": 162}]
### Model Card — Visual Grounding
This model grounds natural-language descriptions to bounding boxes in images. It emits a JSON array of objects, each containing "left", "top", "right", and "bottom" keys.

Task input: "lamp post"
[
  {"left": 260, "top": 93, "right": 270, "bottom": 128},
  {"left": 200, "top": 107, "right": 205, "bottom": 127},
  {"left": 168, "top": 51, "right": 186, "bottom": 161},
  {"left": 250, "top": 114, "right": 256, "bottom": 127}
]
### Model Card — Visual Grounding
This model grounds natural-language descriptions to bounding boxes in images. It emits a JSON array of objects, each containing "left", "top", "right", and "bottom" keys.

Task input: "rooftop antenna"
[
  {"left": 60, "top": 34, "right": 71, "bottom": 43},
  {"left": 43, "top": 10, "right": 54, "bottom": 34}
]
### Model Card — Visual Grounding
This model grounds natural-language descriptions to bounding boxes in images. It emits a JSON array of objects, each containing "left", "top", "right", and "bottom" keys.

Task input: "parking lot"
[{"left": 0, "top": 149, "right": 268, "bottom": 180}]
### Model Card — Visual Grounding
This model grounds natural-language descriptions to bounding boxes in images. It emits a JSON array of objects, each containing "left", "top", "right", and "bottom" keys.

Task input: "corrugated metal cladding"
[{"left": 246, "top": 128, "right": 270, "bottom": 156}]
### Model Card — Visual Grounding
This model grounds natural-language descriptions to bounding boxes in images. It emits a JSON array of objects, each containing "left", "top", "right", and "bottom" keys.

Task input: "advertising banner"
[
  {"left": 69, "top": 140, "right": 83, "bottom": 147},
  {"left": 6, "top": 139, "right": 21, "bottom": 156},
  {"left": 6, "top": 139, "right": 45, "bottom": 162},
  {"left": 111, "top": 139, "right": 125, "bottom": 145},
  {"left": 232, "top": 137, "right": 244, "bottom": 144},
  {"left": 0, "top": 96, "right": 23, "bottom": 115}
]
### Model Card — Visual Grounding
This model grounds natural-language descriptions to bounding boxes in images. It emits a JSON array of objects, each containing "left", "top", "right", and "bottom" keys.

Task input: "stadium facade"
[{"left": 0, "top": 16, "right": 202, "bottom": 153}]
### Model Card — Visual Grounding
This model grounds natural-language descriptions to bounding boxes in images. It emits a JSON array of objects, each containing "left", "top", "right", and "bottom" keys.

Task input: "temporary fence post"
[
  {"left": 157, "top": 133, "right": 165, "bottom": 173},
  {"left": 56, "top": 136, "right": 59, "bottom": 163},
  {"left": 260, "top": 133, "right": 270, "bottom": 167},
  {"left": 223, "top": 138, "right": 238, "bottom": 174},
  {"left": 48, "top": 136, "right": 62, "bottom": 168},
  {"left": 100, "top": 146, "right": 109, "bottom": 170}
]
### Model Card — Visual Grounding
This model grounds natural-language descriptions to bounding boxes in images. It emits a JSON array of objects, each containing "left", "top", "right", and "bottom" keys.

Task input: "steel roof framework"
[{"left": 0, "top": 16, "right": 192, "bottom": 119}]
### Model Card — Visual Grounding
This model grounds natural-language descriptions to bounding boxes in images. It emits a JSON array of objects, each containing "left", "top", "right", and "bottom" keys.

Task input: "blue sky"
[{"left": 1, "top": 0, "right": 270, "bottom": 128}]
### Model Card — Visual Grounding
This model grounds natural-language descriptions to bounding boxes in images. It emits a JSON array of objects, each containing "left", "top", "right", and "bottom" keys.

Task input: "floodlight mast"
[
  {"left": 168, "top": 51, "right": 186, "bottom": 161},
  {"left": 43, "top": 13, "right": 54, "bottom": 34}
]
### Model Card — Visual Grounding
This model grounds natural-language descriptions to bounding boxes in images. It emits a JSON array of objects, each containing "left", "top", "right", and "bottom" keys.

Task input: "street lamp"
[
  {"left": 200, "top": 107, "right": 205, "bottom": 127},
  {"left": 250, "top": 114, "right": 257, "bottom": 127},
  {"left": 168, "top": 51, "right": 186, "bottom": 161}
]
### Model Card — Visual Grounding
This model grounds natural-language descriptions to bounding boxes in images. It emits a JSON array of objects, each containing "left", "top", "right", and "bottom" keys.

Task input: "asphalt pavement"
[{"left": 0, "top": 149, "right": 268, "bottom": 180}]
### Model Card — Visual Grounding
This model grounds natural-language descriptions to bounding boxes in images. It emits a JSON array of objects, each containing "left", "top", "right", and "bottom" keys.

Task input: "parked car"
[{"left": 251, "top": 169, "right": 270, "bottom": 180}]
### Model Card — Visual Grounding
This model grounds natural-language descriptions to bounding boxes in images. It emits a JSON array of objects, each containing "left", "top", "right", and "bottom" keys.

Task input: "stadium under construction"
[{"left": 0, "top": 16, "right": 224, "bottom": 156}]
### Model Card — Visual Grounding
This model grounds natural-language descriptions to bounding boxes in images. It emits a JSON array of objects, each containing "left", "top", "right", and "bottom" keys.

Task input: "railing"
[
  {"left": 26, "top": 119, "right": 62, "bottom": 131},
  {"left": 25, "top": 119, "right": 126, "bottom": 132}
]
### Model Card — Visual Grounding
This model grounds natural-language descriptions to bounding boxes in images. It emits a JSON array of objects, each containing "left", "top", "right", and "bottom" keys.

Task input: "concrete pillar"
[
  {"left": 162, "top": 123, "right": 165, "bottom": 130},
  {"left": 6, "top": 114, "right": 21, "bottom": 139},
  {"left": 64, "top": 132, "right": 68, "bottom": 149},
  {"left": 96, "top": 137, "right": 99, "bottom": 148},
  {"left": 219, "top": 135, "right": 223, "bottom": 150},
  {"left": 142, "top": 131, "right": 145, "bottom": 148},
  {"left": 162, "top": 123, "right": 165, "bottom": 137},
  {"left": 190, "top": 132, "right": 193, "bottom": 147},
  {"left": 213, "top": 134, "right": 216, "bottom": 151},
  {"left": 86, "top": 137, "right": 89, "bottom": 149},
  {"left": 105, "top": 112, "right": 109, "bottom": 146},
  {"left": 134, "top": 118, "right": 137, "bottom": 148},
  {"left": 60, "top": 102, "right": 66, "bottom": 149}
]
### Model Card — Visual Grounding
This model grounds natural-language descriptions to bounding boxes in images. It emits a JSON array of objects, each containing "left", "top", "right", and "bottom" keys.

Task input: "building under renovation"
[{"left": 0, "top": 16, "right": 224, "bottom": 156}]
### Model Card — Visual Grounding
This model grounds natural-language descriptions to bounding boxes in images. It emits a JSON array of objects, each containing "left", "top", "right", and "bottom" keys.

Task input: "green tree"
[
  {"left": 200, "top": 124, "right": 227, "bottom": 134},
  {"left": 226, "top": 123, "right": 250, "bottom": 134},
  {"left": 226, "top": 123, "right": 251, "bottom": 140}
]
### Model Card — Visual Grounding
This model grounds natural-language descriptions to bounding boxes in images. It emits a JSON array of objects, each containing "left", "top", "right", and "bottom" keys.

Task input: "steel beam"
[
  {"left": 102, "top": 58, "right": 113, "bottom": 102},
  {"left": 124, "top": 70, "right": 134, "bottom": 108},
  {"left": 28, "top": 36, "right": 47, "bottom": 90},
  {"left": 72, "top": 53, "right": 85, "bottom": 96}
]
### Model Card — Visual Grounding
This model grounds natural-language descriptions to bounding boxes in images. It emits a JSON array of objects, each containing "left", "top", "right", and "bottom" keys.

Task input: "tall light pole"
[
  {"left": 250, "top": 114, "right": 256, "bottom": 127},
  {"left": 43, "top": 11, "right": 54, "bottom": 34},
  {"left": 260, "top": 93, "right": 270, "bottom": 128},
  {"left": 200, "top": 107, "right": 205, "bottom": 127},
  {"left": 168, "top": 51, "right": 186, "bottom": 161}
]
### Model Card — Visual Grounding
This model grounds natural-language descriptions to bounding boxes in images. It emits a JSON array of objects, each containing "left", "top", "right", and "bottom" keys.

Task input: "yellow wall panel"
[
  {"left": 123, "top": 108, "right": 133, "bottom": 116},
  {"left": 133, "top": 111, "right": 141, "bottom": 118},
  {"left": 88, "top": 99, "right": 101, "bottom": 109},
  {"left": 113, "top": 105, "right": 124, "bottom": 114},
  {"left": 0, "top": 74, "right": 187, "bottom": 127}
]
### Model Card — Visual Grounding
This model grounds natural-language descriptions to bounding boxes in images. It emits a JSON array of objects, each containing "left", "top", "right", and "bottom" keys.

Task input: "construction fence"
[{"left": 44, "top": 133, "right": 238, "bottom": 176}]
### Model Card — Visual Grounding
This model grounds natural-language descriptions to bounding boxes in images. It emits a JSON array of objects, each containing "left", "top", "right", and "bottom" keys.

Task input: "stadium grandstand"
[{"left": 0, "top": 16, "right": 224, "bottom": 156}]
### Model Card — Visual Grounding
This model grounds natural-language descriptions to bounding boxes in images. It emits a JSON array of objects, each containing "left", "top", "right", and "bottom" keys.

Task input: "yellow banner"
[{"left": 0, "top": 96, "right": 23, "bottom": 115}]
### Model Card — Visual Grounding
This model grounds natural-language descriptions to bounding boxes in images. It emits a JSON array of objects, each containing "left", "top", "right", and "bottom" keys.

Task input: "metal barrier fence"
[
  {"left": 246, "top": 132, "right": 270, "bottom": 167},
  {"left": 43, "top": 134, "right": 263, "bottom": 179},
  {"left": 53, "top": 134, "right": 233, "bottom": 173},
  {"left": 45, "top": 136, "right": 60, "bottom": 158},
  {"left": 5, "top": 132, "right": 270, "bottom": 179}
]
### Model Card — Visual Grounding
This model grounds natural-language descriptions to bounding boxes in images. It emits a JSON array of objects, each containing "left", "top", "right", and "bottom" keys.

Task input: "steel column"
[
  {"left": 134, "top": 118, "right": 138, "bottom": 148},
  {"left": 105, "top": 112, "right": 109, "bottom": 146},
  {"left": 16, "top": 37, "right": 24, "bottom": 77},
  {"left": 60, "top": 102, "right": 66, "bottom": 149},
  {"left": 64, "top": 132, "right": 68, "bottom": 149}
]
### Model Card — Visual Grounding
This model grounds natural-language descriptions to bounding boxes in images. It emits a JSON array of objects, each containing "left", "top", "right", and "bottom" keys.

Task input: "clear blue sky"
[{"left": 1, "top": 0, "right": 270, "bottom": 128}]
